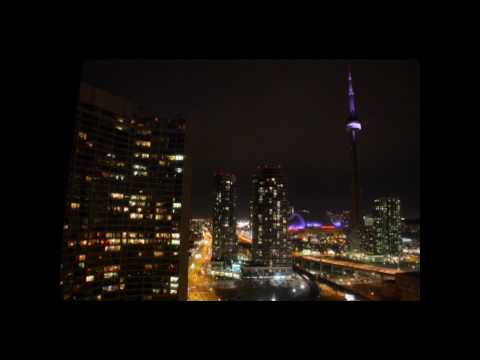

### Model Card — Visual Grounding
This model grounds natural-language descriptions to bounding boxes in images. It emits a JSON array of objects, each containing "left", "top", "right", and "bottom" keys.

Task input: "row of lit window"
[
  {"left": 134, "top": 153, "right": 150, "bottom": 159},
  {"left": 136, "top": 140, "right": 151, "bottom": 148},
  {"left": 72, "top": 239, "right": 178, "bottom": 250},
  {"left": 111, "top": 193, "right": 152, "bottom": 201},
  {"left": 103, "top": 172, "right": 125, "bottom": 181},
  {"left": 168, "top": 155, "right": 184, "bottom": 161},
  {"left": 75, "top": 232, "right": 176, "bottom": 240}
]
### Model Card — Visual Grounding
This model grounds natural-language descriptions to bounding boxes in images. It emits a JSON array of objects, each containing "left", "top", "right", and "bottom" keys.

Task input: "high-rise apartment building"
[
  {"left": 250, "top": 166, "right": 290, "bottom": 267},
  {"left": 212, "top": 172, "right": 238, "bottom": 265},
  {"left": 61, "top": 83, "right": 191, "bottom": 300},
  {"left": 373, "top": 197, "right": 402, "bottom": 256}
]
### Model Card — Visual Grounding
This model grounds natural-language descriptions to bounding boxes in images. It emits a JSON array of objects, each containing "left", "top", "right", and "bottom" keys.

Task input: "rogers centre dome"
[{"left": 287, "top": 210, "right": 344, "bottom": 232}]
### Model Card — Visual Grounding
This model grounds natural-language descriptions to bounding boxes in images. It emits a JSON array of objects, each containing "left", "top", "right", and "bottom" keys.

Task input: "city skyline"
[
  {"left": 61, "top": 60, "right": 421, "bottom": 301},
  {"left": 81, "top": 60, "right": 420, "bottom": 219}
]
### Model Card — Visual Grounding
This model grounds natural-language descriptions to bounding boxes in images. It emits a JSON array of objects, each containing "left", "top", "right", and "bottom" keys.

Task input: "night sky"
[{"left": 81, "top": 60, "right": 420, "bottom": 220}]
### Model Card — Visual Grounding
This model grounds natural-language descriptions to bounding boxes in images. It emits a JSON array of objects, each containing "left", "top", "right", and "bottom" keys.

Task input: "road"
[
  {"left": 238, "top": 233, "right": 253, "bottom": 245},
  {"left": 188, "top": 228, "right": 220, "bottom": 301},
  {"left": 295, "top": 254, "right": 401, "bottom": 276}
]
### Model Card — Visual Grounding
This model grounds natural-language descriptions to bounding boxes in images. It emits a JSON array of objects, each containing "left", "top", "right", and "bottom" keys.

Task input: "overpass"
[
  {"left": 295, "top": 254, "right": 401, "bottom": 277},
  {"left": 294, "top": 264, "right": 370, "bottom": 300}
]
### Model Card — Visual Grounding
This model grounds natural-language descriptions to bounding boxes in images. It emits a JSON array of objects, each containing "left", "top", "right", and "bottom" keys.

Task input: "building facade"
[
  {"left": 212, "top": 172, "right": 238, "bottom": 265},
  {"left": 373, "top": 197, "right": 402, "bottom": 256},
  {"left": 61, "top": 83, "right": 191, "bottom": 301},
  {"left": 250, "top": 166, "right": 290, "bottom": 267}
]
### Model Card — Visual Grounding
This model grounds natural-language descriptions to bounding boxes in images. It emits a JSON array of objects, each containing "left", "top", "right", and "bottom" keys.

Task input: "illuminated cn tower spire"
[{"left": 346, "top": 65, "right": 362, "bottom": 229}]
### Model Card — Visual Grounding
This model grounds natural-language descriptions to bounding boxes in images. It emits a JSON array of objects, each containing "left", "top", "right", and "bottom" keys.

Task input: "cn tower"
[{"left": 346, "top": 65, "right": 362, "bottom": 230}]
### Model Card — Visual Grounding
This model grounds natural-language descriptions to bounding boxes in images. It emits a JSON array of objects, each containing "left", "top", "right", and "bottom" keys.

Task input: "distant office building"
[
  {"left": 250, "top": 165, "right": 290, "bottom": 267},
  {"left": 359, "top": 214, "right": 375, "bottom": 253},
  {"left": 61, "top": 83, "right": 191, "bottom": 301},
  {"left": 212, "top": 172, "right": 238, "bottom": 265},
  {"left": 373, "top": 197, "right": 402, "bottom": 256},
  {"left": 363, "top": 214, "right": 374, "bottom": 227}
]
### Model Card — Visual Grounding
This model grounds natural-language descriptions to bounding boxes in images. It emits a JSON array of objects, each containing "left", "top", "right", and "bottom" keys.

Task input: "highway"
[
  {"left": 295, "top": 254, "right": 401, "bottom": 276},
  {"left": 238, "top": 233, "right": 253, "bottom": 245},
  {"left": 188, "top": 228, "right": 220, "bottom": 301}
]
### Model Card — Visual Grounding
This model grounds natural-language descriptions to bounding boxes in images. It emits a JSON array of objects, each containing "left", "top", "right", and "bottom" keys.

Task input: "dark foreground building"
[
  {"left": 212, "top": 172, "right": 238, "bottom": 265},
  {"left": 250, "top": 165, "right": 291, "bottom": 267},
  {"left": 61, "top": 83, "right": 191, "bottom": 300}
]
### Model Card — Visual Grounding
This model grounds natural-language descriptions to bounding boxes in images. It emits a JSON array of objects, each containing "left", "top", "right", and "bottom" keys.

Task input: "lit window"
[
  {"left": 78, "top": 132, "right": 87, "bottom": 140},
  {"left": 128, "top": 238, "right": 145, "bottom": 245},
  {"left": 135, "top": 140, "right": 151, "bottom": 148},
  {"left": 130, "top": 213, "right": 143, "bottom": 219},
  {"left": 104, "top": 272, "right": 118, "bottom": 279},
  {"left": 104, "top": 265, "right": 120, "bottom": 272},
  {"left": 175, "top": 167, "right": 183, "bottom": 173},
  {"left": 105, "top": 245, "right": 121, "bottom": 252},
  {"left": 172, "top": 239, "right": 180, "bottom": 245},
  {"left": 85, "top": 176, "right": 92, "bottom": 182},
  {"left": 123, "top": 207, "right": 129, "bottom": 212},
  {"left": 168, "top": 154, "right": 184, "bottom": 161},
  {"left": 156, "top": 233, "right": 170, "bottom": 238},
  {"left": 170, "top": 289, "right": 177, "bottom": 295},
  {"left": 154, "top": 251, "right": 164, "bottom": 257},
  {"left": 110, "top": 193, "right": 124, "bottom": 199},
  {"left": 86, "top": 275, "right": 94, "bottom": 282},
  {"left": 173, "top": 202, "right": 182, "bottom": 208},
  {"left": 155, "top": 214, "right": 164, "bottom": 220},
  {"left": 71, "top": 202, "right": 80, "bottom": 209},
  {"left": 170, "top": 276, "right": 179, "bottom": 282},
  {"left": 78, "top": 254, "right": 86, "bottom": 261},
  {"left": 172, "top": 233, "right": 180, "bottom": 239},
  {"left": 103, "top": 285, "right": 119, "bottom": 292},
  {"left": 144, "top": 264, "right": 153, "bottom": 270}
]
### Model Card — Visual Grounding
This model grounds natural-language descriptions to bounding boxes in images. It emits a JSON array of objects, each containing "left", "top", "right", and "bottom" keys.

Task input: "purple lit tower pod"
[{"left": 345, "top": 65, "right": 363, "bottom": 252}]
